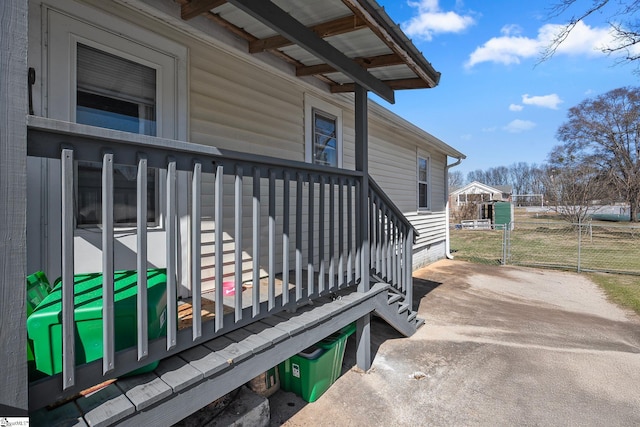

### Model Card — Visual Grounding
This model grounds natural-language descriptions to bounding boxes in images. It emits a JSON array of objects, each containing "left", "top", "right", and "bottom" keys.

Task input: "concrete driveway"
[{"left": 269, "top": 260, "right": 640, "bottom": 426}]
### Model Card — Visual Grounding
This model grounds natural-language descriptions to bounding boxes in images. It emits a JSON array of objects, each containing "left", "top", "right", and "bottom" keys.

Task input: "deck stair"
[{"left": 373, "top": 285, "right": 425, "bottom": 337}]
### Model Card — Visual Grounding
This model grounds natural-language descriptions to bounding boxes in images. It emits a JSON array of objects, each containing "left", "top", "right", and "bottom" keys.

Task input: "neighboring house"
[
  {"left": 1, "top": 0, "right": 465, "bottom": 424},
  {"left": 450, "top": 181, "right": 512, "bottom": 207}
]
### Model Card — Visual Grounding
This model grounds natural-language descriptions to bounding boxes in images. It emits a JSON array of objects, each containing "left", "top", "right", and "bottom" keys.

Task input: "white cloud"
[
  {"left": 482, "top": 126, "right": 497, "bottom": 132},
  {"left": 404, "top": 0, "right": 475, "bottom": 41},
  {"left": 522, "top": 93, "right": 563, "bottom": 109},
  {"left": 509, "top": 104, "right": 523, "bottom": 112},
  {"left": 503, "top": 119, "right": 536, "bottom": 133},
  {"left": 465, "top": 21, "right": 615, "bottom": 68}
]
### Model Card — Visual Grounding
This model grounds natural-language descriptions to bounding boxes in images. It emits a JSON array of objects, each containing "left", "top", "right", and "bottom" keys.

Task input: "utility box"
[
  {"left": 279, "top": 323, "right": 355, "bottom": 402},
  {"left": 480, "top": 201, "right": 514, "bottom": 230},
  {"left": 27, "top": 268, "right": 168, "bottom": 377}
]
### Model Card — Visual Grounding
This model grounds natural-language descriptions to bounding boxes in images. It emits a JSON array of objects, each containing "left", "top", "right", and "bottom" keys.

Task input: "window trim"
[
  {"left": 417, "top": 153, "right": 431, "bottom": 212},
  {"left": 43, "top": 3, "right": 187, "bottom": 229},
  {"left": 304, "top": 93, "right": 343, "bottom": 168}
]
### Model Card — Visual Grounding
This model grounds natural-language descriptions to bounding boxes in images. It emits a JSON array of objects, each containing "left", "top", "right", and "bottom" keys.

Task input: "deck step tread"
[
  {"left": 398, "top": 303, "right": 409, "bottom": 314},
  {"left": 203, "top": 336, "right": 253, "bottom": 364},
  {"left": 180, "top": 345, "right": 230, "bottom": 378},
  {"left": 226, "top": 327, "right": 273, "bottom": 354},
  {"left": 387, "top": 294, "right": 403, "bottom": 305},
  {"left": 154, "top": 356, "right": 203, "bottom": 393},
  {"left": 76, "top": 383, "right": 135, "bottom": 427},
  {"left": 407, "top": 311, "right": 417, "bottom": 322},
  {"left": 117, "top": 372, "right": 173, "bottom": 411}
]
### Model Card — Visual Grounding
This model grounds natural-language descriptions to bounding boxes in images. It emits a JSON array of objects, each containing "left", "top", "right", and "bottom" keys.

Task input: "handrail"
[{"left": 368, "top": 175, "right": 418, "bottom": 238}]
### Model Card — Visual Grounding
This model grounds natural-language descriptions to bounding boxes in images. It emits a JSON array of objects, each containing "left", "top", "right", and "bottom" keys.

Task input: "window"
[
  {"left": 75, "top": 44, "right": 158, "bottom": 226},
  {"left": 45, "top": 5, "right": 187, "bottom": 227},
  {"left": 312, "top": 109, "right": 338, "bottom": 166},
  {"left": 418, "top": 155, "right": 430, "bottom": 210},
  {"left": 76, "top": 44, "right": 157, "bottom": 136},
  {"left": 305, "top": 94, "right": 342, "bottom": 167}
]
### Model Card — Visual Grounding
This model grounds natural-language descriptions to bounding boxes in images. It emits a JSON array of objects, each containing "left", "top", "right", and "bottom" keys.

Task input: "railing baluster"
[
  {"left": 355, "top": 179, "right": 361, "bottom": 284},
  {"left": 234, "top": 165, "right": 244, "bottom": 322},
  {"left": 405, "top": 227, "right": 413, "bottom": 307},
  {"left": 308, "top": 174, "right": 315, "bottom": 296},
  {"left": 391, "top": 221, "right": 397, "bottom": 287},
  {"left": 268, "top": 169, "right": 276, "bottom": 310},
  {"left": 369, "top": 193, "right": 375, "bottom": 275},
  {"left": 282, "top": 172, "right": 290, "bottom": 306},
  {"left": 329, "top": 177, "right": 335, "bottom": 291},
  {"left": 347, "top": 181, "right": 353, "bottom": 286},
  {"left": 295, "top": 173, "right": 303, "bottom": 302},
  {"left": 338, "top": 178, "right": 344, "bottom": 287},
  {"left": 386, "top": 209, "right": 392, "bottom": 282},
  {"left": 191, "top": 162, "right": 202, "bottom": 340},
  {"left": 377, "top": 199, "right": 382, "bottom": 276},
  {"left": 318, "top": 176, "right": 325, "bottom": 294},
  {"left": 61, "top": 149, "right": 75, "bottom": 389},
  {"left": 252, "top": 167, "right": 261, "bottom": 316},
  {"left": 215, "top": 162, "right": 224, "bottom": 330},
  {"left": 166, "top": 159, "right": 177, "bottom": 350},
  {"left": 137, "top": 157, "right": 149, "bottom": 356},
  {"left": 102, "top": 153, "right": 115, "bottom": 374}
]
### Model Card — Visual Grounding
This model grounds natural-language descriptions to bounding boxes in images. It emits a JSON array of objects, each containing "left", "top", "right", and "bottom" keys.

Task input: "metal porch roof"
[{"left": 178, "top": 0, "right": 441, "bottom": 104}]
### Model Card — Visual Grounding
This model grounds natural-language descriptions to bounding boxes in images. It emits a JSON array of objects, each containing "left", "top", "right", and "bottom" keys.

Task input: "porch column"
[
  {"left": 0, "top": 0, "right": 29, "bottom": 416},
  {"left": 355, "top": 84, "right": 371, "bottom": 371}
]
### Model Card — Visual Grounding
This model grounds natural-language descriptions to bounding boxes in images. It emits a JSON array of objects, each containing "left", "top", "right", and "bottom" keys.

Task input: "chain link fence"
[{"left": 450, "top": 221, "right": 640, "bottom": 275}]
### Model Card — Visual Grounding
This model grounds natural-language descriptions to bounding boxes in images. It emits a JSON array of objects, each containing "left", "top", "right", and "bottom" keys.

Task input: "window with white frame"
[
  {"left": 45, "top": 5, "right": 187, "bottom": 227},
  {"left": 418, "top": 155, "right": 430, "bottom": 210},
  {"left": 305, "top": 94, "right": 342, "bottom": 168}
]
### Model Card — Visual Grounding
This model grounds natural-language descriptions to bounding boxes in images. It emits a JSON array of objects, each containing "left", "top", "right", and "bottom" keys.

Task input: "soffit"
[{"left": 178, "top": 0, "right": 441, "bottom": 103}]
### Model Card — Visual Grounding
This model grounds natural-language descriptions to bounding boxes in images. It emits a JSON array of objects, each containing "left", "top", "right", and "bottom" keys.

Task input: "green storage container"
[
  {"left": 27, "top": 268, "right": 168, "bottom": 377},
  {"left": 26, "top": 271, "right": 53, "bottom": 367},
  {"left": 279, "top": 323, "right": 355, "bottom": 402}
]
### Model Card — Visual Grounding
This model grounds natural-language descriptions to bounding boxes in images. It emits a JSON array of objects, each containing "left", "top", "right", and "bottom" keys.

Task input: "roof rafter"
[
  {"left": 226, "top": 0, "right": 394, "bottom": 102},
  {"left": 330, "top": 78, "right": 428, "bottom": 93},
  {"left": 181, "top": 0, "right": 227, "bottom": 20},
  {"left": 249, "top": 14, "right": 367, "bottom": 53},
  {"left": 296, "top": 53, "right": 403, "bottom": 76}
]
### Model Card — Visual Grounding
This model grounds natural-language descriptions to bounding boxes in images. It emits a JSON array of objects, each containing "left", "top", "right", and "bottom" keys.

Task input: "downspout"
[{"left": 445, "top": 157, "right": 462, "bottom": 259}]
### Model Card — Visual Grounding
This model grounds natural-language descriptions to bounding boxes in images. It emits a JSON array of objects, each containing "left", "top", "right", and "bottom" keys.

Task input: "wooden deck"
[{"left": 30, "top": 283, "right": 398, "bottom": 427}]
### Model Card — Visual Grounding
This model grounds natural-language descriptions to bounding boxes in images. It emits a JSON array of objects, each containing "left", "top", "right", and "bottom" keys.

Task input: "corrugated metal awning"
[{"left": 178, "top": 0, "right": 441, "bottom": 104}]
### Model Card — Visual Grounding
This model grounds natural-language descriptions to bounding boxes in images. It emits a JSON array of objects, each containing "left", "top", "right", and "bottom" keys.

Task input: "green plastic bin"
[
  {"left": 27, "top": 268, "right": 168, "bottom": 377},
  {"left": 279, "top": 323, "right": 355, "bottom": 402},
  {"left": 26, "top": 271, "right": 53, "bottom": 367}
]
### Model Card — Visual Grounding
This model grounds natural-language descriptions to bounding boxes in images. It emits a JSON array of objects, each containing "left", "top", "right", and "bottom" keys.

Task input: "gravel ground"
[{"left": 269, "top": 259, "right": 640, "bottom": 426}]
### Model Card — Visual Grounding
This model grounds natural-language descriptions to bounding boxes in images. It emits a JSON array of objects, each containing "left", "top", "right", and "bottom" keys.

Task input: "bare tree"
[
  {"left": 542, "top": 0, "right": 640, "bottom": 72},
  {"left": 556, "top": 87, "right": 640, "bottom": 222},
  {"left": 543, "top": 146, "right": 609, "bottom": 223},
  {"left": 448, "top": 170, "right": 464, "bottom": 190}
]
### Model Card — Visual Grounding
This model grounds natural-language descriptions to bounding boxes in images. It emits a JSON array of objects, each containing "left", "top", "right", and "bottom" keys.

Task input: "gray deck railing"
[
  {"left": 368, "top": 178, "right": 415, "bottom": 307},
  {"left": 26, "top": 116, "right": 414, "bottom": 409}
]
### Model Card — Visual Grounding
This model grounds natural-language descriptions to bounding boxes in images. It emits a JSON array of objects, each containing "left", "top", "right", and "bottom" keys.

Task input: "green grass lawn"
[{"left": 587, "top": 273, "right": 640, "bottom": 315}]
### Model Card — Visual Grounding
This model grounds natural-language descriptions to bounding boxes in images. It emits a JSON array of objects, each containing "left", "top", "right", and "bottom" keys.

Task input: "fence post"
[{"left": 577, "top": 219, "right": 582, "bottom": 273}]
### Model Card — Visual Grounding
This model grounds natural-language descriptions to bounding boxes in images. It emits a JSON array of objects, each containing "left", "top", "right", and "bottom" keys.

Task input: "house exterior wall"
[{"left": 26, "top": 0, "right": 454, "bottom": 287}]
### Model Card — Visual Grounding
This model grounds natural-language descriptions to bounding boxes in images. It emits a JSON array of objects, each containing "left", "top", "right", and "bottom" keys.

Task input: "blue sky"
[{"left": 373, "top": 0, "right": 639, "bottom": 177}]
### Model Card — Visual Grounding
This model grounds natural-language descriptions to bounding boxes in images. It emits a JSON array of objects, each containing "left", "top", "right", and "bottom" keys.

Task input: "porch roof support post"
[
  {"left": 0, "top": 0, "right": 28, "bottom": 415},
  {"left": 355, "top": 84, "right": 371, "bottom": 371}
]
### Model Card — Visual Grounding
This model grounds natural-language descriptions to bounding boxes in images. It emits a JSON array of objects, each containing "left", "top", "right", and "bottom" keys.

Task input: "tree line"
[{"left": 450, "top": 87, "right": 640, "bottom": 223}]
